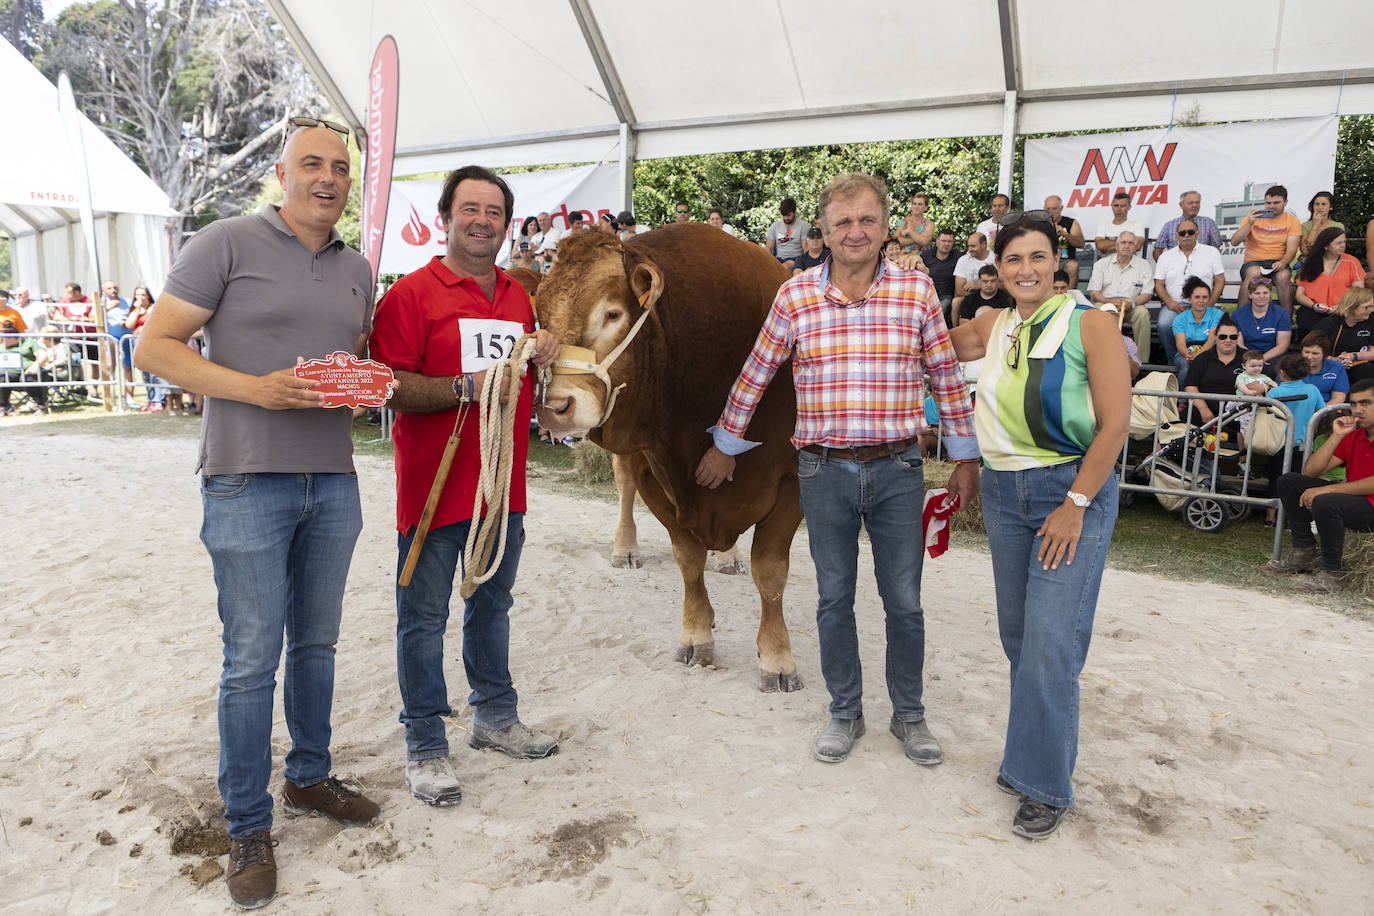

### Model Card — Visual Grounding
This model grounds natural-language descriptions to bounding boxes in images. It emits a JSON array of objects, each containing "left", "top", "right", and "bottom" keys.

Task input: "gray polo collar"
[{"left": 257, "top": 204, "right": 345, "bottom": 250}]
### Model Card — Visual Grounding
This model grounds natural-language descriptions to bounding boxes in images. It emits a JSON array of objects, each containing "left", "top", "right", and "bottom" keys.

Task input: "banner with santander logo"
[
  {"left": 360, "top": 36, "right": 398, "bottom": 293},
  {"left": 378, "top": 162, "right": 624, "bottom": 277},
  {"left": 1025, "top": 116, "right": 1337, "bottom": 244}
]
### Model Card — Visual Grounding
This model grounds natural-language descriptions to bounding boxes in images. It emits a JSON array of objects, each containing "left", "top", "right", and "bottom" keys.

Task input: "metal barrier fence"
[
  {"left": 1117, "top": 386, "right": 1308, "bottom": 561},
  {"left": 0, "top": 330, "right": 160, "bottom": 412}
]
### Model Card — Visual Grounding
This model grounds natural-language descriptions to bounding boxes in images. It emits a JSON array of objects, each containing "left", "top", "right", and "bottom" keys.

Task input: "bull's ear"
[{"left": 626, "top": 258, "right": 664, "bottom": 314}]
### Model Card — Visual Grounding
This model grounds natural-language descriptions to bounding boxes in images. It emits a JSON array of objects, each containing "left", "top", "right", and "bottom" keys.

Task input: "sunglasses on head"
[
  {"left": 997, "top": 208, "right": 1053, "bottom": 227},
  {"left": 282, "top": 115, "right": 351, "bottom": 149}
]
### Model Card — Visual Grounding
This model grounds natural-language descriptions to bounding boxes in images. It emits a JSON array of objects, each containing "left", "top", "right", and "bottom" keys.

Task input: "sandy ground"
[{"left": 1, "top": 427, "right": 1372, "bottom": 915}]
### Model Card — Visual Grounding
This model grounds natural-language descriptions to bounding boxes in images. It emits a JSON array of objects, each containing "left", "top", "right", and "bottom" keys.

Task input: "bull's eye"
[{"left": 605, "top": 309, "right": 623, "bottom": 322}]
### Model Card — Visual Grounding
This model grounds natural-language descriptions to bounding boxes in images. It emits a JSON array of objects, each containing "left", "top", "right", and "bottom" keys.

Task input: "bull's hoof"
[
  {"left": 673, "top": 642, "right": 715, "bottom": 668},
  {"left": 758, "top": 670, "right": 804, "bottom": 693},
  {"left": 713, "top": 556, "right": 747, "bottom": 575},
  {"left": 611, "top": 552, "right": 643, "bottom": 569}
]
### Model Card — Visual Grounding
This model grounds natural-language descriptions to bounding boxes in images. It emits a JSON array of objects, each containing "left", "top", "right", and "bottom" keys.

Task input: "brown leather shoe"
[
  {"left": 226, "top": 831, "right": 277, "bottom": 910},
  {"left": 281, "top": 776, "right": 380, "bottom": 826}
]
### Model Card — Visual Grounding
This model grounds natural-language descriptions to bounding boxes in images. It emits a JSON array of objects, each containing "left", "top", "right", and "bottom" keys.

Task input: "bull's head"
[{"left": 534, "top": 231, "right": 663, "bottom": 435}]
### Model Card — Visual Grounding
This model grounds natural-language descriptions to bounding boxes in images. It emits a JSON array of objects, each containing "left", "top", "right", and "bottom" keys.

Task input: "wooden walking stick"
[{"left": 398, "top": 403, "right": 469, "bottom": 587}]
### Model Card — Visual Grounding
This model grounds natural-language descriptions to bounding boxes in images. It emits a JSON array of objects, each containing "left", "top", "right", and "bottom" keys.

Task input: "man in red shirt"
[
  {"left": 1269, "top": 378, "right": 1374, "bottom": 592},
  {"left": 370, "top": 166, "right": 561, "bottom": 808}
]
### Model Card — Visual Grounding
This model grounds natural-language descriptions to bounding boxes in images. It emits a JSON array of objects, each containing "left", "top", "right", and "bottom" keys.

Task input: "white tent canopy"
[
  {"left": 2, "top": 37, "right": 175, "bottom": 298},
  {"left": 267, "top": 0, "right": 1374, "bottom": 197}
]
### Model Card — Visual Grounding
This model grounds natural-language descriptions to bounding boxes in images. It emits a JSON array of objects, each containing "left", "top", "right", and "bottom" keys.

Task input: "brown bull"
[{"left": 534, "top": 224, "right": 803, "bottom": 691}]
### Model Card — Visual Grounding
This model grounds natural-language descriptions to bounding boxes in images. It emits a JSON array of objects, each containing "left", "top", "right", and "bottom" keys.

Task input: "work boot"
[
  {"left": 889, "top": 716, "right": 943, "bottom": 766},
  {"left": 1012, "top": 798, "right": 1067, "bottom": 840},
  {"left": 226, "top": 831, "right": 277, "bottom": 910},
  {"left": 405, "top": 757, "right": 463, "bottom": 807},
  {"left": 469, "top": 721, "right": 560, "bottom": 759},
  {"left": 1297, "top": 568, "right": 1347, "bottom": 593},
  {"left": 813, "top": 716, "right": 865, "bottom": 763},
  {"left": 281, "top": 776, "right": 380, "bottom": 826},
  {"left": 1264, "top": 546, "right": 1319, "bottom": 574}
]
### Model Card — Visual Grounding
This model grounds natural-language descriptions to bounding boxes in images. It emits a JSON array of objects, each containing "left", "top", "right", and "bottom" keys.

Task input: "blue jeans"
[
  {"left": 1157, "top": 307, "right": 1180, "bottom": 364},
  {"left": 981, "top": 462, "right": 1117, "bottom": 809},
  {"left": 200, "top": 472, "right": 363, "bottom": 837},
  {"left": 797, "top": 445, "right": 928, "bottom": 722},
  {"left": 395, "top": 514, "right": 524, "bottom": 760}
]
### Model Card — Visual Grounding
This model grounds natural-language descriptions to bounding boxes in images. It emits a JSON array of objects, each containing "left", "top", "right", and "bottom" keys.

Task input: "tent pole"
[
  {"left": 997, "top": 90, "right": 1018, "bottom": 199},
  {"left": 619, "top": 122, "right": 636, "bottom": 215}
]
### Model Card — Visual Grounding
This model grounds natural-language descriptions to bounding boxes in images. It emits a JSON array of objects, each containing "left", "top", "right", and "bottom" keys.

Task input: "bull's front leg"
[
  {"left": 610, "top": 453, "right": 642, "bottom": 568},
  {"left": 669, "top": 533, "right": 716, "bottom": 668}
]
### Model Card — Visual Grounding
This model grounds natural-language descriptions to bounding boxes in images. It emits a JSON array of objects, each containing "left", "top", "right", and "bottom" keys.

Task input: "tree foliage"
[
  {"left": 1335, "top": 115, "right": 1374, "bottom": 261},
  {"left": 0, "top": 0, "right": 45, "bottom": 59},
  {"left": 34, "top": 0, "right": 326, "bottom": 245}
]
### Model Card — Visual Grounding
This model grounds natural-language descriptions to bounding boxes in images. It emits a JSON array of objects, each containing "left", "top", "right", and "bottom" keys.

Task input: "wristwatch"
[
  {"left": 1066, "top": 490, "right": 1090, "bottom": 508},
  {"left": 452, "top": 374, "right": 472, "bottom": 403}
]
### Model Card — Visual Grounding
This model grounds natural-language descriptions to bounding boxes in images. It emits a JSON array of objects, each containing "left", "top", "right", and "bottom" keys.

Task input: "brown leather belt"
[{"left": 800, "top": 437, "right": 919, "bottom": 463}]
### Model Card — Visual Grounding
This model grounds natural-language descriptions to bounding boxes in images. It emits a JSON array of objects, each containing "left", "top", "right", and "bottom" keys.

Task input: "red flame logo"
[{"left": 401, "top": 206, "right": 431, "bottom": 246}]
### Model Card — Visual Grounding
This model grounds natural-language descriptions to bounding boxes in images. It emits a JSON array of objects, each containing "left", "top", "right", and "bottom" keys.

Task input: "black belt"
[{"left": 800, "top": 437, "right": 919, "bottom": 463}]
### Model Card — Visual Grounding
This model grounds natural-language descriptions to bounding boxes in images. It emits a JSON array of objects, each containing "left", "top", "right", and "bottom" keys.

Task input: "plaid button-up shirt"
[{"left": 714, "top": 260, "right": 978, "bottom": 459}]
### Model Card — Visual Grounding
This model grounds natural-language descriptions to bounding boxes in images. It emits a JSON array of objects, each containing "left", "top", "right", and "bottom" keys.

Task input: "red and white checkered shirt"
[{"left": 715, "top": 260, "right": 978, "bottom": 457}]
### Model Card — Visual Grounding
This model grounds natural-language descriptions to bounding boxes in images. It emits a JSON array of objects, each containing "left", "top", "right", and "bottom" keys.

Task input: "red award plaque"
[{"left": 294, "top": 351, "right": 396, "bottom": 408}]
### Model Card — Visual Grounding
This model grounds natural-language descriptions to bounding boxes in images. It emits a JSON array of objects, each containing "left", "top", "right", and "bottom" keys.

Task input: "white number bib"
[{"left": 459, "top": 319, "right": 525, "bottom": 373}]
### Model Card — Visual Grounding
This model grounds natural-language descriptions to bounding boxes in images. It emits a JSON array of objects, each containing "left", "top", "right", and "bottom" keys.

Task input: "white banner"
[
  {"left": 1025, "top": 116, "right": 1337, "bottom": 245},
  {"left": 378, "top": 162, "right": 624, "bottom": 276}
]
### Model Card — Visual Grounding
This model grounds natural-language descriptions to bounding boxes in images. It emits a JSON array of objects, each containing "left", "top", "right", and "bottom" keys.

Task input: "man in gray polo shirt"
[{"left": 134, "top": 120, "right": 379, "bottom": 910}]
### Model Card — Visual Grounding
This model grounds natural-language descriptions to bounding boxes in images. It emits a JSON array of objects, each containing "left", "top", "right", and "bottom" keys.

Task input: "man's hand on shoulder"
[
  {"left": 253, "top": 358, "right": 325, "bottom": 410},
  {"left": 695, "top": 446, "right": 735, "bottom": 489}
]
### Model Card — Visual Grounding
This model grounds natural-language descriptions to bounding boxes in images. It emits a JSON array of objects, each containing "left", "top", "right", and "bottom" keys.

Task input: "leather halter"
[{"left": 548, "top": 288, "right": 655, "bottom": 427}]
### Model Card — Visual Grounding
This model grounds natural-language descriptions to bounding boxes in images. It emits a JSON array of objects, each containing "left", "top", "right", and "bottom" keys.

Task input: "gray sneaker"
[
  {"left": 468, "top": 721, "right": 560, "bottom": 759},
  {"left": 889, "top": 716, "right": 943, "bottom": 766},
  {"left": 1265, "top": 546, "right": 1319, "bottom": 574},
  {"left": 404, "top": 757, "right": 462, "bottom": 807},
  {"left": 813, "top": 716, "right": 865, "bottom": 763},
  {"left": 1297, "top": 568, "right": 1347, "bottom": 593}
]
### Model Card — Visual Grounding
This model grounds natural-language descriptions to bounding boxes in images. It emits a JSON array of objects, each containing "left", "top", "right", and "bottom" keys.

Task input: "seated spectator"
[
  {"left": 30, "top": 325, "right": 72, "bottom": 382},
  {"left": 1316, "top": 287, "right": 1374, "bottom": 384},
  {"left": 954, "top": 264, "right": 1012, "bottom": 327},
  {"left": 707, "top": 208, "right": 737, "bottom": 236},
  {"left": 533, "top": 211, "right": 561, "bottom": 252},
  {"left": 1045, "top": 195, "right": 1084, "bottom": 289},
  {"left": 1233, "top": 277, "right": 1292, "bottom": 367},
  {"left": 1236, "top": 350, "right": 1277, "bottom": 398},
  {"left": 569, "top": 211, "right": 587, "bottom": 233},
  {"left": 1093, "top": 191, "right": 1145, "bottom": 254},
  {"left": 1295, "top": 227, "right": 1365, "bottom": 338},
  {"left": 1297, "top": 191, "right": 1343, "bottom": 262},
  {"left": 513, "top": 216, "right": 541, "bottom": 256},
  {"left": 765, "top": 197, "right": 808, "bottom": 270},
  {"left": 975, "top": 193, "right": 1009, "bottom": 246},
  {"left": 919, "top": 229, "right": 961, "bottom": 321},
  {"left": 1184, "top": 315, "right": 1247, "bottom": 424},
  {"left": 1087, "top": 230, "right": 1153, "bottom": 357},
  {"left": 895, "top": 192, "right": 934, "bottom": 253},
  {"left": 1171, "top": 277, "right": 1225, "bottom": 378},
  {"left": 1154, "top": 220, "right": 1226, "bottom": 366},
  {"left": 1051, "top": 270, "right": 1091, "bottom": 306},
  {"left": 1300, "top": 331, "right": 1349, "bottom": 405},
  {"left": 793, "top": 227, "right": 829, "bottom": 274},
  {"left": 1258, "top": 353, "right": 1327, "bottom": 524},
  {"left": 673, "top": 200, "right": 692, "bottom": 223},
  {"left": 884, "top": 237, "right": 902, "bottom": 262},
  {"left": 11, "top": 287, "right": 47, "bottom": 335},
  {"left": 1231, "top": 184, "right": 1300, "bottom": 311},
  {"left": 952, "top": 231, "right": 994, "bottom": 316},
  {"left": 614, "top": 210, "right": 646, "bottom": 240},
  {"left": 510, "top": 241, "right": 539, "bottom": 272},
  {"left": 0, "top": 319, "right": 46, "bottom": 415},
  {"left": 1266, "top": 378, "right": 1374, "bottom": 593},
  {"left": 596, "top": 212, "right": 616, "bottom": 235},
  {"left": 1153, "top": 190, "right": 1224, "bottom": 256},
  {"left": 0, "top": 299, "right": 27, "bottom": 333}
]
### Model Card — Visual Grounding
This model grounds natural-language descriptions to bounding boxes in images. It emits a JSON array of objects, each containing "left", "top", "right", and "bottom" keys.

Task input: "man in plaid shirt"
[{"left": 696, "top": 172, "right": 980, "bottom": 766}]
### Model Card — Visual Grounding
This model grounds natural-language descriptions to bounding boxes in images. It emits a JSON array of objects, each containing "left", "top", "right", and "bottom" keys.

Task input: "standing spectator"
[
  {"left": 11, "top": 288, "right": 47, "bottom": 335},
  {"left": 792, "top": 227, "right": 829, "bottom": 274},
  {"left": 896, "top": 192, "right": 934, "bottom": 253},
  {"left": 1045, "top": 195, "right": 1085, "bottom": 288},
  {"left": 765, "top": 197, "right": 809, "bottom": 270},
  {"left": 124, "top": 286, "right": 167, "bottom": 412},
  {"left": 673, "top": 200, "right": 692, "bottom": 223},
  {"left": 101, "top": 281, "right": 136, "bottom": 405},
  {"left": 920, "top": 229, "right": 962, "bottom": 321},
  {"left": 1154, "top": 220, "right": 1227, "bottom": 366},
  {"left": 1234, "top": 277, "right": 1293, "bottom": 366},
  {"left": 707, "top": 207, "right": 737, "bottom": 236},
  {"left": 57, "top": 282, "right": 100, "bottom": 385},
  {"left": 1295, "top": 227, "right": 1365, "bottom": 338},
  {"left": 1298, "top": 191, "right": 1342, "bottom": 261},
  {"left": 1153, "top": 190, "right": 1224, "bottom": 255},
  {"left": 952, "top": 232, "right": 995, "bottom": 315},
  {"left": 133, "top": 120, "right": 380, "bottom": 909},
  {"left": 1086, "top": 231, "right": 1153, "bottom": 357},
  {"left": 1316, "top": 287, "right": 1374, "bottom": 384},
  {"left": 1231, "top": 184, "right": 1300, "bottom": 311},
  {"left": 1268, "top": 379, "right": 1374, "bottom": 593},
  {"left": 977, "top": 193, "right": 1010, "bottom": 246},
  {"left": 1093, "top": 192, "right": 1146, "bottom": 255},
  {"left": 1170, "top": 277, "right": 1225, "bottom": 378},
  {"left": 1300, "top": 331, "right": 1349, "bottom": 405}
]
